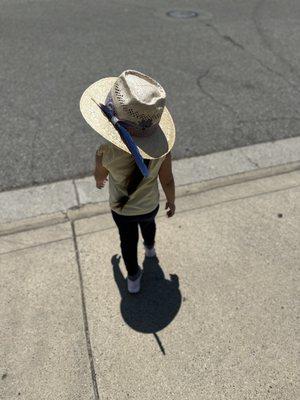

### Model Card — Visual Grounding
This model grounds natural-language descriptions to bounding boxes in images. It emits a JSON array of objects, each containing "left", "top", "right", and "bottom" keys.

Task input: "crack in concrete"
[
  {"left": 203, "top": 17, "right": 300, "bottom": 95},
  {"left": 252, "top": 0, "right": 300, "bottom": 82},
  {"left": 197, "top": 64, "right": 300, "bottom": 141},
  {"left": 237, "top": 117, "right": 300, "bottom": 124},
  {"left": 242, "top": 153, "right": 260, "bottom": 168},
  {"left": 196, "top": 67, "right": 239, "bottom": 116},
  {"left": 222, "top": 34, "right": 245, "bottom": 50},
  {"left": 10, "top": 104, "right": 43, "bottom": 186},
  {"left": 196, "top": 17, "right": 300, "bottom": 135},
  {"left": 13, "top": 105, "right": 44, "bottom": 186}
]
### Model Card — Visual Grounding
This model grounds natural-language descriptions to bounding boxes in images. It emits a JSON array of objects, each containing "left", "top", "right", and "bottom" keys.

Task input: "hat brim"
[{"left": 79, "top": 77, "right": 176, "bottom": 159}]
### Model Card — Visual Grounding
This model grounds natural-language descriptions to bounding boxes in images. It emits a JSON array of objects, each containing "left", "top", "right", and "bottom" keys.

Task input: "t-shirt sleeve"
[
  {"left": 96, "top": 143, "right": 106, "bottom": 157},
  {"left": 96, "top": 143, "right": 111, "bottom": 169}
]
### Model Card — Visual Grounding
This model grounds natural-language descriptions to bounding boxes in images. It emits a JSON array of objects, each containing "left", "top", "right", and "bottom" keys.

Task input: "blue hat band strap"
[{"left": 91, "top": 98, "right": 149, "bottom": 178}]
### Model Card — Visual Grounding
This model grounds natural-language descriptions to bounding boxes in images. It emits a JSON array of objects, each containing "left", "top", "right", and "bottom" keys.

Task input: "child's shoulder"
[{"left": 96, "top": 142, "right": 113, "bottom": 155}]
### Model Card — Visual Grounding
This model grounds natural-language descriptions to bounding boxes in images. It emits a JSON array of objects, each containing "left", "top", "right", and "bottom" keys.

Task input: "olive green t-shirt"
[{"left": 98, "top": 142, "right": 166, "bottom": 216}]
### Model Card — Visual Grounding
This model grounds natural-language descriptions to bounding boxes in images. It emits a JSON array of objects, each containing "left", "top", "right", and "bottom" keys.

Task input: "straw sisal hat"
[{"left": 79, "top": 69, "right": 176, "bottom": 159}]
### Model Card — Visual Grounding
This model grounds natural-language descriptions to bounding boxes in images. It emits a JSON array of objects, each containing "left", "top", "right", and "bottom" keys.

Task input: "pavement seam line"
[
  {"left": 161, "top": 184, "right": 300, "bottom": 219},
  {"left": 2, "top": 180, "right": 298, "bottom": 255},
  {"left": 1, "top": 163, "right": 299, "bottom": 236},
  {"left": 1, "top": 136, "right": 300, "bottom": 225},
  {"left": 73, "top": 179, "right": 81, "bottom": 207},
  {"left": 242, "top": 153, "right": 260, "bottom": 168},
  {"left": 73, "top": 183, "right": 300, "bottom": 239},
  {"left": 0, "top": 236, "right": 72, "bottom": 257},
  {"left": 70, "top": 221, "right": 100, "bottom": 400}
]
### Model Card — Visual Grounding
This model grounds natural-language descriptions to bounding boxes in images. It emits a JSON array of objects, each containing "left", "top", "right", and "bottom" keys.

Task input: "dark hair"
[{"left": 115, "top": 159, "right": 151, "bottom": 210}]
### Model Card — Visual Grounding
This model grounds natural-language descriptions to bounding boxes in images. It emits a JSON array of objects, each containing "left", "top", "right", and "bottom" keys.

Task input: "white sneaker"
[
  {"left": 144, "top": 244, "right": 156, "bottom": 258},
  {"left": 127, "top": 268, "right": 143, "bottom": 294}
]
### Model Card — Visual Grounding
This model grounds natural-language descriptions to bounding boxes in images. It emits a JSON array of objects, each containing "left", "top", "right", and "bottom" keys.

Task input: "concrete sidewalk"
[
  {"left": 1, "top": 170, "right": 299, "bottom": 399},
  {"left": 1, "top": 136, "right": 300, "bottom": 235}
]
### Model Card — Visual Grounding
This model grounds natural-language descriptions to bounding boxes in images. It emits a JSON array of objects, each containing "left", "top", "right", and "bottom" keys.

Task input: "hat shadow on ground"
[{"left": 111, "top": 254, "right": 182, "bottom": 354}]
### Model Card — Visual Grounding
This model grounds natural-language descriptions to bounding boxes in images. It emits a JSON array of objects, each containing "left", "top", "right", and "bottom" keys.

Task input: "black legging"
[{"left": 111, "top": 204, "right": 160, "bottom": 276}]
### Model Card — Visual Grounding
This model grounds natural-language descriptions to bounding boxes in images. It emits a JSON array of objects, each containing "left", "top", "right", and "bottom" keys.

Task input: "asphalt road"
[{"left": 1, "top": 0, "right": 300, "bottom": 191}]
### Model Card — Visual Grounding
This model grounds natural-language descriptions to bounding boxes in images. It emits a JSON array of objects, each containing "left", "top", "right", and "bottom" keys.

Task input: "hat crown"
[{"left": 110, "top": 70, "right": 166, "bottom": 127}]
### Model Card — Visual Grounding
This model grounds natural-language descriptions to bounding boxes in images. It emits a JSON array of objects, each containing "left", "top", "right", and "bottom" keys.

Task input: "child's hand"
[
  {"left": 95, "top": 177, "right": 108, "bottom": 189},
  {"left": 165, "top": 201, "right": 176, "bottom": 218}
]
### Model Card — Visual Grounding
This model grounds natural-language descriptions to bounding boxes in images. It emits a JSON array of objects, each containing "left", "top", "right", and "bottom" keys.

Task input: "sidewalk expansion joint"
[
  {"left": 0, "top": 161, "right": 299, "bottom": 237},
  {"left": 242, "top": 153, "right": 260, "bottom": 168},
  {"left": 0, "top": 173, "right": 299, "bottom": 255},
  {"left": 71, "top": 221, "right": 100, "bottom": 400},
  {"left": 1, "top": 136, "right": 300, "bottom": 235},
  {"left": 72, "top": 179, "right": 81, "bottom": 208}
]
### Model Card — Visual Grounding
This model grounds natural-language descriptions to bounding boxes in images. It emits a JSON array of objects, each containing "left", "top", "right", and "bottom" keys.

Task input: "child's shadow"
[{"left": 111, "top": 254, "right": 182, "bottom": 354}]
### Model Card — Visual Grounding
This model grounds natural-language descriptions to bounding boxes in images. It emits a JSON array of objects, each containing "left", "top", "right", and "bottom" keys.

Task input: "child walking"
[{"left": 80, "top": 69, "right": 176, "bottom": 293}]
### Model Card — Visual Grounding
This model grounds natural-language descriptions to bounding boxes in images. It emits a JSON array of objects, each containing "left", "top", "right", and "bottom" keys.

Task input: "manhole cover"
[
  {"left": 166, "top": 10, "right": 199, "bottom": 19},
  {"left": 166, "top": 9, "right": 212, "bottom": 20}
]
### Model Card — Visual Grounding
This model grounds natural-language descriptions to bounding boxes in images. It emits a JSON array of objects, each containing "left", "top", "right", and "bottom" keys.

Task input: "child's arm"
[
  {"left": 158, "top": 152, "right": 176, "bottom": 217},
  {"left": 94, "top": 147, "right": 109, "bottom": 189}
]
